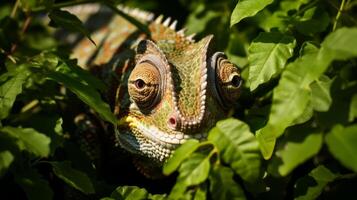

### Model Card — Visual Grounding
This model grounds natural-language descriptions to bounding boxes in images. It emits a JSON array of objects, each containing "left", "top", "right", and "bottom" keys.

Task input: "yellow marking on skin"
[
  {"left": 123, "top": 116, "right": 138, "bottom": 128},
  {"left": 125, "top": 116, "right": 136, "bottom": 123},
  {"left": 118, "top": 117, "right": 128, "bottom": 126}
]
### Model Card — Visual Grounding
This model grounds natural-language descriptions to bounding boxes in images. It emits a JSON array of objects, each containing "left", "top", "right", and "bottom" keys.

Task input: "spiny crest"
[
  {"left": 117, "top": 5, "right": 155, "bottom": 22},
  {"left": 65, "top": 4, "right": 155, "bottom": 23},
  {"left": 150, "top": 15, "right": 197, "bottom": 45}
]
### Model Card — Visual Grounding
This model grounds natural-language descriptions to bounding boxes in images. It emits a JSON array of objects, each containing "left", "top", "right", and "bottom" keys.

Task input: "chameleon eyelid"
[
  {"left": 208, "top": 51, "right": 240, "bottom": 109},
  {"left": 208, "top": 51, "right": 227, "bottom": 109}
]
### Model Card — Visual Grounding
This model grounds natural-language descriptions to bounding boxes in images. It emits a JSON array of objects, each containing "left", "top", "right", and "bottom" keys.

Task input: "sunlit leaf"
[
  {"left": 1, "top": 126, "right": 50, "bottom": 157},
  {"left": 169, "top": 153, "right": 210, "bottom": 199},
  {"left": 163, "top": 139, "right": 200, "bottom": 175},
  {"left": 294, "top": 165, "right": 338, "bottom": 200},
  {"left": 320, "top": 28, "right": 357, "bottom": 60},
  {"left": 248, "top": 32, "right": 295, "bottom": 90},
  {"left": 50, "top": 161, "right": 95, "bottom": 194},
  {"left": 0, "top": 69, "right": 29, "bottom": 120},
  {"left": 291, "top": 100, "right": 313, "bottom": 126},
  {"left": 325, "top": 124, "right": 357, "bottom": 172},
  {"left": 231, "top": 0, "right": 274, "bottom": 26},
  {"left": 209, "top": 165, "right": 246, "bottom": 200},
  {"left": 310, "top": 75, "right": 333, "bottom": 112},
  {"left": 208, "top": 118, "right": 261, "bottom": 182},
  {"left": 280, "top": 0, "right": 310, "bottom": 11},
  {"left": 256, "top": 51, "right": 316, "bottom": 159},
  {"left": 193, "top": 184, "right": 207, "bottom": 200},
  {"left": 0, "top": 150, "right": 13, "bottom": 177},
  {"left": 111, "top": 186, "right": 149, "bottom": 200},
  {"left": 149, "top": 193, "right": 167, "bottom": 200},
  {"left": 268, "top": 126, "right": 323, "bottom": 176},
  {"left": 257, "top": 27, "right": 357, "bottom": 159}
]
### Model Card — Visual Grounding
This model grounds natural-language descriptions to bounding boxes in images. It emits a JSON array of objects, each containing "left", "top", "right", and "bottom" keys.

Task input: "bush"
[{"left": 0, "top": 0, "right": 357, "bottom": 199}]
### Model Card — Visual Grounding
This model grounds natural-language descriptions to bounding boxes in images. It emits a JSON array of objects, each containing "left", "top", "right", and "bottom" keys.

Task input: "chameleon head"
[{"left": 117, "top": 19, "right": 242, "bottom": 164}]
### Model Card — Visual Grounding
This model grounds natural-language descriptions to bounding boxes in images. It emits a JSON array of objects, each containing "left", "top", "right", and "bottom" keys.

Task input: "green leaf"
[
  {"left": 248, "top": 32, "right": 296, "bottom": 90},
  {"left": 50, "top": 161, "right": 95, "bottom": 194},
  {"left": 48, "top": 9, "right": 95, "bottom": 45},
  {"left": 193, "top": 184, "right": 207, "bottom": 200},
  {"left": 256, "top": 51, "right": 315, "bottom": 159},
  {"left": 257, "top": 27, "right": 357, "bottom": 159},
  {"left": 20, "top": 0, "right": 54, "bottom": 12},
  {"left": 294, "top": 6, "right": 330, "bottom": 36},
  {"left": 325, "top": 124, "right": 357, "bottom": 172},
  {"left": 0, "top": 150, "right": 14, "bottom": 177},
  {"left": 169, "top": 153, "right": 210, "bottom": 199},
  {"left": 209, "top": 165, "right": 246, "bottom": 200},
  {"left": 208, "top": 118, "right": 261, "bottom": 182},
  {"left": 310, "top": 75, "right": 333, "bottom": 112},
  {"left": 294, "top": 165, "right": 338, "bottom": 200},
  {"left": 111, "top": 186, "right": 149, "bottom": 200},
  {"left": 349, "top": 94, "right": 357, "bottom": 122},
  {"left": 47, "top": 69, "right": 116, "bottom": 125},
  {"left": 1, "top": 126, "right": 50, "bottom": 157},
  {"left": 185, "top": 5, "right": 220, "bottom": 35},
  {"left": 56, "top": 61, "right": 106, "bottom": 91},
  {"left": 280, "top": 0, "right": 310, "bottom": 11},
  {"left": 0, "top": 70, "right": 29, "bottom": 120},
  {"left": 320, "top": 27, "right": 357, "bottom": 60},
  {"left": 163, "top": 139, "right": 200, "bottom": 175},
  {"left": 149, "top": 194, "right": 167, "bottom": 200},
  {"left": 15, "top": 168, "right": 53, "bottom": 200},
  {"left": 291, "top": 100, "right": 313, "bottom": 126},
  {"left": 231, "top": 0, "right": 274, "bottom": 26},
  {"left": 268, "top": 126, "right": 323, "bottom": 176}
]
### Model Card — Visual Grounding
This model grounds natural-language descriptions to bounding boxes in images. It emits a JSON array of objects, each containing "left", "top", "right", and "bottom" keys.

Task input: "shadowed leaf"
[
  {"left": 50, "top": 161, "right": 95, "bottom": 194},
  {"left": 294, "top": 165, "right": 338, "bottom": 200},
  {"left": 268, "top": 126, "right": 322, "bottom": 176},
  {"left": 325, "top": 124, "right": 357, "bottom": 172},
  {"left": 209, "top": 165, "right": 246, "bottom": 200},
  {"left": 49, "top": 9, "right": 95, "bottom": 45},
  {"left": 1, "top": 126, "right": 50, "bottom": 157}
]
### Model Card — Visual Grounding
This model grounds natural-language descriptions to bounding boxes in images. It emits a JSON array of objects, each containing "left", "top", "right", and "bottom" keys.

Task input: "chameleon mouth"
[{"left": 118, "top": 116, "right": 207, "bottom": 162}]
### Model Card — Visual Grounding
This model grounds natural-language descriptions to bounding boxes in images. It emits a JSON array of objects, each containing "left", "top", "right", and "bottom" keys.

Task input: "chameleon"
[{"left": 64, "top": 4, "right": 242, "bottom": 177}]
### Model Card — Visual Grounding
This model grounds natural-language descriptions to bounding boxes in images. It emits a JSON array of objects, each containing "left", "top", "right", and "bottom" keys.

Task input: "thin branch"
[
  {"left": 104, "top": 2, "right": 151, "bottom": 35},
  {"left": 32, "top": 0, "right": 98, "bottom": 12},
  {"left": 10, "top": 0, "right": 20, "bottom": 18},
  {"left": 333, "top": 0, "right": 346, "bottom": 31}
]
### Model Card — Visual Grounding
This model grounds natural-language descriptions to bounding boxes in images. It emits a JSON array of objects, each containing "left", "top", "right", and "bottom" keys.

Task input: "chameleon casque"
[{"left": 65, "top": 4, "right": 242, "bottom": 177}]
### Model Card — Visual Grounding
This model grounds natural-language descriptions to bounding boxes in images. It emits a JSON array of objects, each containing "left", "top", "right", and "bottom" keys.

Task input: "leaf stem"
[
  {"left": 333, "top": 0, "right": 346, "bottom": 31},
  {"left": 104, "top": 2, "right": 151, "bottom": 35},
  {"left": 32, "top": 0, "right": 98, "bottom": 12},
  {"left": 10, "top": 0, "right": 20, "bottom": 18}
]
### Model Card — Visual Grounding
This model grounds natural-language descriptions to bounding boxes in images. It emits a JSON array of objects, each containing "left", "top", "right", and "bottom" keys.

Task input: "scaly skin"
[{"left": 67, "top": 4, "right": 242, "bottom": 172}]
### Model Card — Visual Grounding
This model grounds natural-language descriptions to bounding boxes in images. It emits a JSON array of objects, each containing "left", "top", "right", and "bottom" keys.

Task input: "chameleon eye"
[
  {"left": 211, "top": 52, "right": 241, "bottom": 107},
  {"left": 128, "top": 62, "right": 161, "bottom": 109}
]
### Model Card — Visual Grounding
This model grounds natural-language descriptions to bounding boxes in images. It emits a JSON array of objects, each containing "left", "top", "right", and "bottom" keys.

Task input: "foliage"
[{"left": 1, "top": 0, "right": 357, "bottom": 199}]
